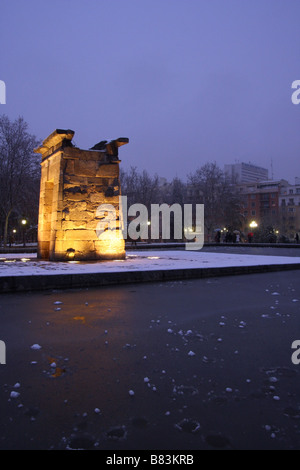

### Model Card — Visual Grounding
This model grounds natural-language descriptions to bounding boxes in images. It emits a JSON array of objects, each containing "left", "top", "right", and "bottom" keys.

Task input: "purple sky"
[{"left": 1, "top": 0, "right": 300, "bottom": 183}]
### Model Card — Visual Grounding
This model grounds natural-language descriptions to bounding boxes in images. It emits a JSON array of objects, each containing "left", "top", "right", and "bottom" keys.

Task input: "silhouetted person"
[{"left": 215, "top": 231, "right": 221, "bottom": 243}]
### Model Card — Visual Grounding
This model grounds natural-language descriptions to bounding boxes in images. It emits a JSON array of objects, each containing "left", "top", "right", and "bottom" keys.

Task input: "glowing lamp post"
[
  {"left": 249, "top": 221, "right": 258, "bottom": 229},
  {"left": 248, "top": 221, "right": 258, "bottom": 243},
  {"left": 147, "top": 220, "right": 151, "bottom": 243},
  {"left": 21, "top": 219, "right": 27, "bottom": 247}
]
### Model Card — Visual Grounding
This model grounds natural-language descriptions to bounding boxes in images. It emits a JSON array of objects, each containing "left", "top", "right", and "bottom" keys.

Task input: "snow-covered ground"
[{"left": 0, "top": 251, "right": 300, "bottom": 277}]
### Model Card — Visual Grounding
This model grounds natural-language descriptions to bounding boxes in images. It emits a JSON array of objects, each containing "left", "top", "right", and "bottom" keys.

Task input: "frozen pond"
[{"left": 0, "top": 270, "right": 300, "bottom": 449}]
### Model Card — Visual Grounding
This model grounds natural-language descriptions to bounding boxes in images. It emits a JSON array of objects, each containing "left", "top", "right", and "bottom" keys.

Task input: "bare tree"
[
  {"left": 168, "top": 177, "right": 188, "bottom": 206},
  {"left": 120, "top": 166, "right": 161, "bottom": 209},
  {"left": 188, "top": 162, "right": 242, "bottom": 240},
  {"left": 0, "top": 115, "right": 40, "bottom": 247}
]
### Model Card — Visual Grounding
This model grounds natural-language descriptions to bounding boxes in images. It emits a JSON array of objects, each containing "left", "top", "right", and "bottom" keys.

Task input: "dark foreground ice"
[{"left": 0, "top": 270, "right": 300, "bottom": 450}]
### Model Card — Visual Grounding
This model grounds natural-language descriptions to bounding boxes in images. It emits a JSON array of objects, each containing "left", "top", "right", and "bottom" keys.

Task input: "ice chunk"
[{"left": 269, "top": 377, "right": 278, "bottom": 383}]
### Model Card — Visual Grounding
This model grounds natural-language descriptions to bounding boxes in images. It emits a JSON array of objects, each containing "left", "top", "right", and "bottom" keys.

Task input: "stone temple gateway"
[{"left": 35, "top": 129, "right": 128, "bottom": 261}]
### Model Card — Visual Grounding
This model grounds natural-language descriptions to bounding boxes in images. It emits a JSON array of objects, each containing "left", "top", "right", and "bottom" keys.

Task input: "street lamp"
[
  {"left": 248, "top": 221, "right": 258, "bottom": 243},
  {"left": 147, "top": 221, "right": 151, "bottom": 243},
  {"left": 21, "top": 219, "right": 27, "bottom": 247}
]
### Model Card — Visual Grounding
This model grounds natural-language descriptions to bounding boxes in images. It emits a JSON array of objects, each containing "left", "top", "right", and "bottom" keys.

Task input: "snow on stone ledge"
[{"left": 0, "top": 251, "right": 300, "bottom": 277}]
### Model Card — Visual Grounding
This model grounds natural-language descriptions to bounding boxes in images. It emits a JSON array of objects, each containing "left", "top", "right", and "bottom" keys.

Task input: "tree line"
[
  {"left": 0, "top": 115, "right": 40, "bottom": 247},
  {"left": 120, "top": 164, "right": 243, "bottom": 241},
  {"left": 0, "top": 115, "right": 243, "bottom": 247}
]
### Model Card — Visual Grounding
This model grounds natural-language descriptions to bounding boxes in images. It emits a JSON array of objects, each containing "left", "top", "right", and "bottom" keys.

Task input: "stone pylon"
[{"left": 35, "top": 129, "right": 128, "bottom": 261}]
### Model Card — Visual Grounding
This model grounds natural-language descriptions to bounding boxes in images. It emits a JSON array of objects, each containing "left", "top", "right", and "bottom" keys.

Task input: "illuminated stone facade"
[{"left": 35, "top": 129, "right": 128, "bottom": 261}]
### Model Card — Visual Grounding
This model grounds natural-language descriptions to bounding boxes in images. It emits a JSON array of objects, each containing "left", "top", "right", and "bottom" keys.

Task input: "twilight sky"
[{"left": 1, "top": 0, "right": 300, "bottom": 183}]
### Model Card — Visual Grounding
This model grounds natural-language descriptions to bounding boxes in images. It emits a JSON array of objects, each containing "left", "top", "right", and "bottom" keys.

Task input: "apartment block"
[
  {"left": 279, "top": 178, "right": 300, "bottom": 238},
  {"left": 225, "top": 162, "right": 269, "bottom": 183},
  {"left": 237, "top": 179, "right": 289, "bottom": 233}
]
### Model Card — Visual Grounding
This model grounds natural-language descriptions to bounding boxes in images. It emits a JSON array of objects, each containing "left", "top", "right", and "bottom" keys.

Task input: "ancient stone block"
[{"left": 35, "top": 130, "right": 128, "bottom": 261}]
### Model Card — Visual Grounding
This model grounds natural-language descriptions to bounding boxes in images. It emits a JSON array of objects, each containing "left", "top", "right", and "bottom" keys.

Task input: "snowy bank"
[{"left": 0, "top": 251, "right": 300, "bottom": 277}]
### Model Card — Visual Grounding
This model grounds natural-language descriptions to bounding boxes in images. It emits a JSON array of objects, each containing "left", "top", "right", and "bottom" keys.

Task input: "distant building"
[
  {"left": 225, "top": 162, "right": 269, "bottom": 184},
  {"left": 237, "top": 179, "right": 289, "bottom": 234},
  {"left": 279, "top": 177, "right": 300, "bottom": 239}
]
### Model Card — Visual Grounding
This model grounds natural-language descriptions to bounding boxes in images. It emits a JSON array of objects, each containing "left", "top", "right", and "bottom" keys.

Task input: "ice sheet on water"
[
  {"left": 175, "top": 418, "right": 201, "bottom": 434},
  {"left": 173, "top": 384, "right": 199, "bottom": 396}
]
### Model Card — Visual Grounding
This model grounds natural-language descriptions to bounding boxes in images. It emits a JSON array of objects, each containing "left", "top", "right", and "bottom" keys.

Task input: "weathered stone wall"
[{"left": 35, "top": 130, "right": 128, "bottom": 261}]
